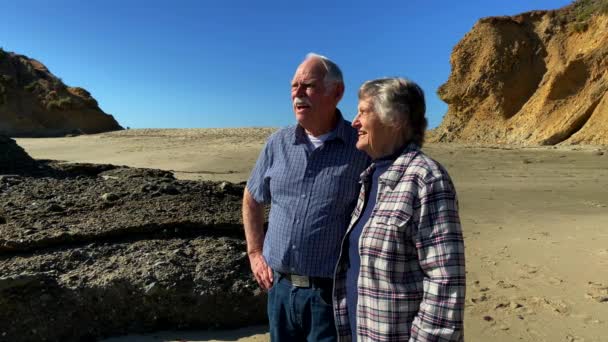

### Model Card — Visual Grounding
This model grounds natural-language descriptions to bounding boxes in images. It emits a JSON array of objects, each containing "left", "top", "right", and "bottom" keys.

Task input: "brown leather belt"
[{"left": 279, "top": 272, "right": 333, "bottom": 288}]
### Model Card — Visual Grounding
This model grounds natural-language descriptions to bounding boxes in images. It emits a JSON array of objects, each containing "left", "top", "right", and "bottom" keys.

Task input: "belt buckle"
[{"left": 289, "top": 274, "right": 310, "bottom": 287}]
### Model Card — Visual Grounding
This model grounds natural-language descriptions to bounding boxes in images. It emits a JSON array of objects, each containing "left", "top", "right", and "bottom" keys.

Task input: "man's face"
[{"left": 290, "top": 59, "right": 337, "bottom": 127}]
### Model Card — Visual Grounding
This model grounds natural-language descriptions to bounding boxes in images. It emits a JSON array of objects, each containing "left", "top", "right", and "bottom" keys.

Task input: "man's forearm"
[{"left": 242, "top": 188, "right": 265, "bottom": 255}]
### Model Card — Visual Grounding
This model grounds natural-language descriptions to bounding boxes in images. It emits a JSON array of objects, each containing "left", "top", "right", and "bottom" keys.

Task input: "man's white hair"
[{"left": 305, "top": 52, "right": 344, "bottom": 88}]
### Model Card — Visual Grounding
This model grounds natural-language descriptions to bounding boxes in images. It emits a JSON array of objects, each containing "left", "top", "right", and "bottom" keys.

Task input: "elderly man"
[{"left": 243, "top": 53, "right": 369, "bottom": 341}]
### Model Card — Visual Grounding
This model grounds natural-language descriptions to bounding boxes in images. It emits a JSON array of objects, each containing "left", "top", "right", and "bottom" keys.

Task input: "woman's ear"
[{"left": 395, "top": 120, "right": 412, "bottom": 142}]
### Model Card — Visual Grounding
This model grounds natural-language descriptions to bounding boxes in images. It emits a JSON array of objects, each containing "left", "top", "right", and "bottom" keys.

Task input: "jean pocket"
[{"left": 315, "top": 286, "right": 333, "bottom": 306}]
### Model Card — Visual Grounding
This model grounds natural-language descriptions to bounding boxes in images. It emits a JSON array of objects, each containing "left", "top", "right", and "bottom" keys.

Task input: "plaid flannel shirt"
[{"left": 333, "top": 143, "right": 465, "bottom": 341}]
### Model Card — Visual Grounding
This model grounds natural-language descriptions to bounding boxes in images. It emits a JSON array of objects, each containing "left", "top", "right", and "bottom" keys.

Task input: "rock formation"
[
  {"left": 0, "top": 49, "right": 122, "bottom": 137},
  {"left": 431, "top": 0, "right": 608, "bottom": 145},
  {"left": 0, "top": 135, "right": 37, "bottom": 173},
  {"left": 0, "top": 160, "right": 265, "bottom": 341}
]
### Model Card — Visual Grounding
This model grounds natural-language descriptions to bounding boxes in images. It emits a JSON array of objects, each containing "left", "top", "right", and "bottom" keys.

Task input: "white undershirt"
[{"left": 307, "top": 131, "right": 334, "bottom": 149}]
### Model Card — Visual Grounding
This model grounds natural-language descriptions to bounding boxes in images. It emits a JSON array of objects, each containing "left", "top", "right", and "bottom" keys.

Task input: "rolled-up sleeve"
[{"left": 410, "top": 175, "right": 465, "bottom": 342}]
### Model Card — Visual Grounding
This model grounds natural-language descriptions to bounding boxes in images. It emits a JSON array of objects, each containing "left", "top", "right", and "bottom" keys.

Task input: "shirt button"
[
  {"left": 295, "top": 219, "right": 300, "bottom": 223},
  {"left": 301, "top": 194, "right": 306, "bottom": 198},
  {"left": 292, "top": 245, "right": 297, "bottom": 250}
]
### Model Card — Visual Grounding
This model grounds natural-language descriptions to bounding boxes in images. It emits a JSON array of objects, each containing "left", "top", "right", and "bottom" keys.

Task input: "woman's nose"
[{"left": 352, "top": 115, "right": 361, "bottom": 128}]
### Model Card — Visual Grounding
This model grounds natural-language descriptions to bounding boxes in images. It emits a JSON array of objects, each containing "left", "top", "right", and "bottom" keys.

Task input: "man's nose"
[{"left": 294, "top": 84, "right": 306, "bottom": 96}]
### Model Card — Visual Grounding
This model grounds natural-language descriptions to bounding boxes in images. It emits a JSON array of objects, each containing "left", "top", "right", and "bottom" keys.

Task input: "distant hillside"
[
  {"left": 0, "top": 49, "right": 122, "bottom": 137},
  {"left": 431, "top": 0, "right": 608, "bottom": 145}
]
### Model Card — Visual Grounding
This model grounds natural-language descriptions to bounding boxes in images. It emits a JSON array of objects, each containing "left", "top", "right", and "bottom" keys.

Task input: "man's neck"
[{"left": 303, "top": 110, "right": 339, "bottom": 137}]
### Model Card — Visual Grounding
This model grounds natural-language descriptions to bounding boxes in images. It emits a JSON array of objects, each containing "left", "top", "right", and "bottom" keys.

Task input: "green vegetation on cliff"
[{"left": 562, "top": 0, "right": 608, "bottom": 31}]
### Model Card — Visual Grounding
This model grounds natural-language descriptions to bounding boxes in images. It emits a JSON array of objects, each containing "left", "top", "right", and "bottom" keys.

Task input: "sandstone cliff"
[
  {"left": 0, "top": 49, "right": 122, "bottom": 137},
  {"left": 432, "top": 0, "right": 608, "bottom": 145}
]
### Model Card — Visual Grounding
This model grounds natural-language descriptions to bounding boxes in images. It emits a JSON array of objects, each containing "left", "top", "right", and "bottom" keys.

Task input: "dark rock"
[
  {"left": 101, "top": 193, "right": 120, "bottom": 202},
  {"left": 46, "top": 203, "right": 65, "bottom": 212},
  {"left": 160, "top": 184, "right": 179, "bottom": 195},
  {"left": 0, "top": 136, "right": 37, "bottom": 173},
  {"left": 0, "top": 162, "right": 265, "bottom": 342},
  {"left": 53, "top": 163, "right": 118, "bottom": 177},
  {"left": 143, "top": 282, "right": 162, "bottom": 296}
]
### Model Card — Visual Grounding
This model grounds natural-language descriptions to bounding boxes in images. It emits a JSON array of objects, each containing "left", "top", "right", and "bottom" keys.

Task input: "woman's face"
[{"left": 352, "top": 97, "right": 402, "bottom": 159}]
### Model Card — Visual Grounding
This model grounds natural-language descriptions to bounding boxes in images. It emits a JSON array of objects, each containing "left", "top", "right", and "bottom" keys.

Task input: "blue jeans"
[{"left": 267, "top": 273, "right": 337, "bottom": 342}]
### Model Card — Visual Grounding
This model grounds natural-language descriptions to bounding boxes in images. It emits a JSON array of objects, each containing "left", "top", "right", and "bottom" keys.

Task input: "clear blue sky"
[{"left": 0, "top": 0, "right": 573, "bottom": 129}]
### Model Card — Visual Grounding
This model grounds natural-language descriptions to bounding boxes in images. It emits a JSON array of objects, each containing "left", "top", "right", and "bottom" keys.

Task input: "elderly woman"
[{"left": 333, "top": 78, "right": 465, "bottom": 341}]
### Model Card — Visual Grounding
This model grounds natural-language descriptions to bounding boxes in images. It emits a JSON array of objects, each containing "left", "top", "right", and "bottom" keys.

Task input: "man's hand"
[
  {"left": 248, "top": 251, "right": 274, "bottom": 290},
  {"left": 243, "top": 188, "right": 272, "bottom": 290}
]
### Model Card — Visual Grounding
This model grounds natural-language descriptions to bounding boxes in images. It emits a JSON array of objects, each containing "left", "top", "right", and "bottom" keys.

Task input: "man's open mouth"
[{"left": 295, "top": 104, "right": 310, "bottom": 110}]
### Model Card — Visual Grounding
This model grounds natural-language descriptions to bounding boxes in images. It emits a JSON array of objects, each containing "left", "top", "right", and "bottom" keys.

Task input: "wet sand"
[{"left": 16, "top": 128, "right": 608, "bottom": 342}]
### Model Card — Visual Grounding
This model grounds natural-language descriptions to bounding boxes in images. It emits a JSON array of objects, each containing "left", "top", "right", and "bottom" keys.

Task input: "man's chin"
[
  {"left": 295, "top": 113, "right": 311, "bottom": 125},
  {"left": 295, "top": 108, "right": 312, "bottom": 116}
]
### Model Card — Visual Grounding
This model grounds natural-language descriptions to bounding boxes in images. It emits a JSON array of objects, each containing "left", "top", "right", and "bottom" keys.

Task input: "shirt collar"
[
  {"left": 294, "top": 109, "right": 348, "bottom": 145},
  {"left": 359, "top": 142, "right": 421, "bottom": 189}
]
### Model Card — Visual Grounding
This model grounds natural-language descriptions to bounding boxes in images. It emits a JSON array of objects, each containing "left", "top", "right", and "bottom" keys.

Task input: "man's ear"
[{"left": 334, "top": 82, "right": 345, "bottom": 102}]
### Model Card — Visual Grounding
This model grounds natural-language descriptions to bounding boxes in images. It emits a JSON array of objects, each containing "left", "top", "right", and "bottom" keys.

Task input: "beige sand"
[{"left": 16, "top": 129, "right": 608, "bottom": 342}]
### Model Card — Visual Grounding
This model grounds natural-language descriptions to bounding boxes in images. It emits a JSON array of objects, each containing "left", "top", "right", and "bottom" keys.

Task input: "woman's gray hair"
[
  {"left": 305, "top": 52, "right": 343, "bottom": 88},
  {"left": 358, "top": 77, "right": 428, "bottom": 146}
]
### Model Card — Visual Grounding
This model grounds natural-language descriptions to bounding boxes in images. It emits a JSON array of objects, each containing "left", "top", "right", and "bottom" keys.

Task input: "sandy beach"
[{"left": 16, "top": 128, "right": 608, "bottom": 342}]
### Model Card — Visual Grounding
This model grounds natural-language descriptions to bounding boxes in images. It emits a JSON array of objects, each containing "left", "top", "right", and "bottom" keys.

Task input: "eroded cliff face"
[
  {"left": 0, "top": 50, "right": 122, "bottom": 137},
  {"left": 432, "top": 5, "right": 608, "bottom": 145}
]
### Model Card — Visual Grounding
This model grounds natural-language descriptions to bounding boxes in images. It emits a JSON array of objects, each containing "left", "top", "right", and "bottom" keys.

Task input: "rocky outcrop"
[
  {"left": 0, "top": 135, "right": 36, "bottom": 173},
  {"left": 0, "top": 49, "right": 122, "bottom": 137},
  {"left": 432, "top": 1, "right": 608, "bottom": 145},
  {"left": 0, "top": 161, "right": 265, "bottom": 341}
]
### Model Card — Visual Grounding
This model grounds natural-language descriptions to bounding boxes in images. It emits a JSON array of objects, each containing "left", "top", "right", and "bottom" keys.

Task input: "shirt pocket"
[
  {"left": 375, "top": 214, "right": 408, "bottom": 229},
  {"left": 360, "top": 206, "right": 418, "bottom": 284},
  {"left": 373, "top": 202, "right": 413, "bottom": 228}
]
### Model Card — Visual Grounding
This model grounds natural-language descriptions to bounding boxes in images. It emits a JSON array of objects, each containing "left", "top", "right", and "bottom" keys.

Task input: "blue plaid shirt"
[{"left": 246, "top": 111, "right": 369, "bottom": 277}]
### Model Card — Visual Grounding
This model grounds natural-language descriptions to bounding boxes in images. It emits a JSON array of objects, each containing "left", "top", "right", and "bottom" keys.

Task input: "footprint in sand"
[
  {"left": 517, "top": 264, "right": 540, "bottom": 279},
  {"left": 582, "top": 200, "right": 606, "bottom": 208},
  {"left": 547, "top": 276, "right": 564, "bottom": 286},
  {"left": 566, "top": 334, "right": 585, "bottom": 342},
  {"left": 585, "top": 282, "right": 608, "bottom": 303},
  {"left": 516, "top": 264, "right": 565, "bottom": 286},
  {"left": 496, "top": 280, "right": 517, "bottom": 289},
  {"left": 469, "top": 293, "right": 490, "bottom": 305},
  {"left": 522, "top": 296, "right": 570, "bottom": 316}
]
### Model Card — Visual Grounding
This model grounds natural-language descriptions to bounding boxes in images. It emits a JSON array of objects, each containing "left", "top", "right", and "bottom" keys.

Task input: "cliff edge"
[
  {"left": 432, "top": 0, "right": 608, "bottom": 145},
  {"left": 0, "top": 49, "right": 122, "bottom": 137}
]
